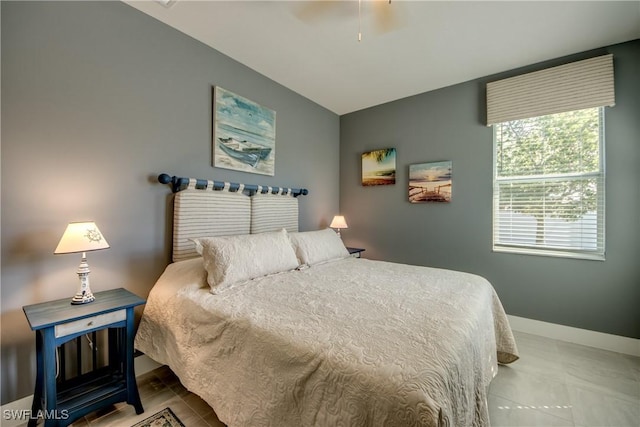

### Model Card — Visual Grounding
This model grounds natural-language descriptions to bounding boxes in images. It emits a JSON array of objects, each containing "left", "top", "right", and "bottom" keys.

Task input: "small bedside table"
[
  {"left": 23, "top": 288, "right": 145, "bottom": 427},
  {"left": 347, "top": 247, "right": 365, "bottom": 258}
]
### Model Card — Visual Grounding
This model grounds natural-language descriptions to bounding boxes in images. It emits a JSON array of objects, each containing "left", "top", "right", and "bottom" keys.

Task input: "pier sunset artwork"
[
  {"left": 409, "top": 161, "right": 452, "bottom": 203},
  {"left": 362, "top": 148, "right": 396, "bottom": 186}
]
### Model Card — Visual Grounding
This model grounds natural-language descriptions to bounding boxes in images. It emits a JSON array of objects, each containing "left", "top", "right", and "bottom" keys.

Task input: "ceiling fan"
[{"left": 294, "top": 0, "right": 404, "bottom": 42}]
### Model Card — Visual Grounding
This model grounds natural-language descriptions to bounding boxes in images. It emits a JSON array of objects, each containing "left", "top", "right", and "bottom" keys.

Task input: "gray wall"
[
  {"left": 1, "top": 1, "right": 340, "bottom": 403},
  {"left": 340, "top": 40, "right": 640, "bottom": 340}
]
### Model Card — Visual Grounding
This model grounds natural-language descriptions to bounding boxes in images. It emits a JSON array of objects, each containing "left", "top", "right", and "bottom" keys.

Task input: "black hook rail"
[{"left": 157, "top": 173, "right": 309, "bottom": 197}]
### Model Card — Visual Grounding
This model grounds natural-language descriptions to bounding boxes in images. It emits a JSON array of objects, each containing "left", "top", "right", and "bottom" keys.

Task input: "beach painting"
[
  {"left": 409, "top": 161, "right": 452, "bottom": 203},
  {"left": 213, "top": 86, "right": 276, "bottom": 176},
  {"left": 362, "top": 148, "right": 396, "bottom": 186}
]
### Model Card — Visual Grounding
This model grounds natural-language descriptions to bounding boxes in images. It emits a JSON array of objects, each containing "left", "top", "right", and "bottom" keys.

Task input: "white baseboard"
[
  {"left": 508, "top": 315, "right": 640, "bottom": 357},
  {"left": 1, "top": 395, "right": 33, "bottom": 427},
  {"left": 0, "top": 355, "right": 162, "bottom": 427},
  {"left": 134, "top": 353, "right": 163, "bottom": 375}
]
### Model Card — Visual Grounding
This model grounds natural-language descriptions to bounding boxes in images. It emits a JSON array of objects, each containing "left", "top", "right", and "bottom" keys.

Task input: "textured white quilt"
[{"left": 135, "top": 257, "right": 518, "bottom": 427}]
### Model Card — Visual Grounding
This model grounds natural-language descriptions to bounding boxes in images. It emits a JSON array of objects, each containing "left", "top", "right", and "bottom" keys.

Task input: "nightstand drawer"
[{"left": 55, "top": 309, "right": 126, "bottom": 338}]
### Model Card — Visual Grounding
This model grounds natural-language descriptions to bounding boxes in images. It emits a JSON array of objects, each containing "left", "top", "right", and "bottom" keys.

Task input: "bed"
[{"left": 135, "top": 175, "right": 518, "bottom": 427}]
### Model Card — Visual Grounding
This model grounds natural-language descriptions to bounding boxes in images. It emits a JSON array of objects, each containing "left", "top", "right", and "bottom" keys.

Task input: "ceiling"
[{"left": 123, "top": 1, "right": 640, "bottom": 115}]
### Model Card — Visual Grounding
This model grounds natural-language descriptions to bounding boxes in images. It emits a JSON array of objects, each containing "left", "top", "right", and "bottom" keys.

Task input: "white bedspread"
[{"left": 135, "top": 257, "right": 518, "bottom": 427}]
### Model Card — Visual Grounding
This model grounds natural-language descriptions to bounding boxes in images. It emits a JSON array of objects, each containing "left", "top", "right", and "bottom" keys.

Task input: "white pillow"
[
  {"left": 288, "top": 228, "right": 350, "bottom": 266},
  {"left": 194, "top": 229, "right": 299, "bottom": 292}
]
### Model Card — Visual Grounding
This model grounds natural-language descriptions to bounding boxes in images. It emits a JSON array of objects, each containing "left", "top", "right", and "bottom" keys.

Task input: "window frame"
[{"left": 492, "top": 107, "right": 606, "bottom": 261}]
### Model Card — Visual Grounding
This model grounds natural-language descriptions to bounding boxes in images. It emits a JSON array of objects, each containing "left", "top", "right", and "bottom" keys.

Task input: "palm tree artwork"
[{"left": 362, "top": 148, "right": 396, "bottom": 186}]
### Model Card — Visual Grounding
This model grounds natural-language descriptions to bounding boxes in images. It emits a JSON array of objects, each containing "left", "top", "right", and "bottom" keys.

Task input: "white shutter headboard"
[
  {"left": 162, "top": 174, "right": 307, "bottom": 262},
  {"left": 250, "top": 194, "right": 299, "bottom": 234},
  {"left": 173, "top": 190, "right": 251, "bottom": 262}
]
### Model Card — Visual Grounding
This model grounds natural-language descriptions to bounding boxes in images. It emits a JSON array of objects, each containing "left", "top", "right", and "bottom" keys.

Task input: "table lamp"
[
  {"left": 330, "top": 215, "right": 348, "bottom": 238},
  {"left": 54, "top": 221, "right": 110, "bottom": 304}
]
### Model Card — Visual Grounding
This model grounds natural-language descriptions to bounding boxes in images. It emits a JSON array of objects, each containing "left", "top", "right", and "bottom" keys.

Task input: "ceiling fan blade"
[
  {"left": 372, "top": 0, "right": 404, "bottom": 34},
  {"left": 292, "top": 0, "right": 405, "bottom": 39},
  {"left": 293, "top": 1, "right": 346, "bottom": 24}
]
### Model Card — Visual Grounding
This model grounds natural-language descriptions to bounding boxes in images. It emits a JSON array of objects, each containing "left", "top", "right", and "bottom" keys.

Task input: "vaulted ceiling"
[{"left": 124, "top": 1, "right": 640, "bottom": 115}]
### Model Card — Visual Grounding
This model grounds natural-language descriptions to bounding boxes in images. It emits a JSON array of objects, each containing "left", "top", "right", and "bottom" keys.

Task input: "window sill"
[{"left": 493, "top": 245, "right": 605, "bottom": 261}]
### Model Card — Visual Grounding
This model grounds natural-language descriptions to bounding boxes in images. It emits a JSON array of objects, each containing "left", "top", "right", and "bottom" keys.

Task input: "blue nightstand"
[
  {"left": 347, "top": 247, "right": 365, "bottom": 258},
  {"left": 23, "top": 288, "right": 145, "bottom": 426}
]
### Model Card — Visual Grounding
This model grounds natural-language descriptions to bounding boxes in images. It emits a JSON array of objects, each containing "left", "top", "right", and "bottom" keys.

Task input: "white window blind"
[
  {"left": 493, "top": 107, "right": 605, "bottom": 260},
  {"left": 487, "top": 54, "right": 614, "bottom": 126}
]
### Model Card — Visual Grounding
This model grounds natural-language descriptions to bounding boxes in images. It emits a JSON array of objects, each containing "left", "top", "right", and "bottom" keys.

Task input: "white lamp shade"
[
  {"left": 330, "top": 215, "right": 348, "bottom": 229},
  {"left": 54, "top": 222, "right": 110, "bottom": 254}
]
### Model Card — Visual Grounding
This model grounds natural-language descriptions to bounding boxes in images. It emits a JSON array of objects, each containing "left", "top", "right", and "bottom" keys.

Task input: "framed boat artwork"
[{"left": 213, "top": 86, "right": 276, "bottom": 176}]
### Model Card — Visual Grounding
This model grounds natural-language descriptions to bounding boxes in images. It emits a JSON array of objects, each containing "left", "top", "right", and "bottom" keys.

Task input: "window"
[
  {"left": 492, "top": 107, "right": 605, "bottom": 259},
  {"left": 487, "top": 54, "right": 613, "bottom": 260}
]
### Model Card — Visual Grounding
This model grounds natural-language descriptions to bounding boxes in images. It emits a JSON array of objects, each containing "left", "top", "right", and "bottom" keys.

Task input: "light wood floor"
[
  {"left": 66, "top": 365, "right": 225, "bottom": 427},
  {"left": 26, "top": 331, "right": 639, "bottom": 426}
]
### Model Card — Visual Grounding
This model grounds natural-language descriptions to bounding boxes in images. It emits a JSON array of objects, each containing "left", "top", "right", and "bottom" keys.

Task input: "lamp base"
[
  {"left": 71, "top": 291, "right": 95, "bottom": 305},
  {"left": 71, "top": 253, "right": 95, "bottom": 305}
]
